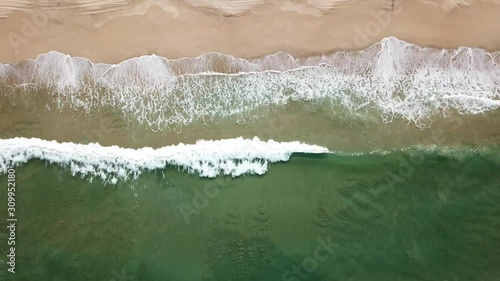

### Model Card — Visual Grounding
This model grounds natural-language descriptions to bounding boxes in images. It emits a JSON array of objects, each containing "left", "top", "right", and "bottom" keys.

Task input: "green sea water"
[
  {"left": 1, "top": 38, "right": 500, "bottom": 281},
  {"left": 1, "top": 148, "right": 499, "bottom": 281}
]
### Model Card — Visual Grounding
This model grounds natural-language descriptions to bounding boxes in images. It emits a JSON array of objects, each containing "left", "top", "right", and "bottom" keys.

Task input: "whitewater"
[
  {"left": 1, "top": 37, "right": 499, "bottom": 130},
  {"left": 0, "top": 137, "right": 328, "bottom": 183}
]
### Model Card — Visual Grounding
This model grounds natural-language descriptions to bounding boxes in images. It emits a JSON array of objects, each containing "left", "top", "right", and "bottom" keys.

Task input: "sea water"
[{"left": 0, "top": 37, "right": 499, "bottom": 281}]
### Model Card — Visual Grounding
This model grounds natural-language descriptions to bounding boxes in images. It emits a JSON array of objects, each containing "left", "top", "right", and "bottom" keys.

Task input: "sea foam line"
[
  {"left": 0, "top": 137, "right": 328, "bottom": 183},
  {"left": 1, "top": 37, "right": 499, "bottom": 130}
]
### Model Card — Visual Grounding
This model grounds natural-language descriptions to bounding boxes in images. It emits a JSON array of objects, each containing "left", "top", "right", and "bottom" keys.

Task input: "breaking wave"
[
  {"left": 1, "top": 37, "right": 499, "bottom": 129},
  {"left": 0, "top": 137, "right": 328, "bottom": 183}
]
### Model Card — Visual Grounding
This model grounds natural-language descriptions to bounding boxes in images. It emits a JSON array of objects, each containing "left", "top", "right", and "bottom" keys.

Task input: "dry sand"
[{"left": 0, "top": 0, "right": 500, "bottom": 63}]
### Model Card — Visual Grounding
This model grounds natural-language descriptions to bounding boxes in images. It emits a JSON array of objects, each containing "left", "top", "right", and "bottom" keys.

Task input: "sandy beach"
[
  {"left": 1, "top": 0, "right": 500, "bottom": 63},
  {"left": 2, "top": 2, "right": 500, "bottom": 281}
]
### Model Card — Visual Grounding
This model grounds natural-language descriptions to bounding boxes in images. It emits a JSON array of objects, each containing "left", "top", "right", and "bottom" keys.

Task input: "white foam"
[
  {"left": 1, "top": 37, "right": 499, "bottom": 129},
  {"left": 0, "top": 137, "right": 328, "bottom": 183}
]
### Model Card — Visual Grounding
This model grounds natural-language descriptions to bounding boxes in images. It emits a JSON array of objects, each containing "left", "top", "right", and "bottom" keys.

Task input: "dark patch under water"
[{"left": 1, "top": 148, "right": 500, "bottom": 281}]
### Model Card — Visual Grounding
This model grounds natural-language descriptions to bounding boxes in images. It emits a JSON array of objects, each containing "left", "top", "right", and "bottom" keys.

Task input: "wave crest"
[{"left": 0, "top": 137, "right": 328, "bottom": 183}]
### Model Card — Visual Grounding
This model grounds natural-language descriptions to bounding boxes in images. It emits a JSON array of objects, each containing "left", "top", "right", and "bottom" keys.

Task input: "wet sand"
[
  {"left": 1, "top": 0, "right": 499, "bottom": 151},
  {"left": 1, "top": 0, "right": 500, "bottom": 63}
]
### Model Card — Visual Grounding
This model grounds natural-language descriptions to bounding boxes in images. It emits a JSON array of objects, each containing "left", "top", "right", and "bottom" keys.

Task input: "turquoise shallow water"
[{"left": 1, "top": 148, "right": 499, "bottom": 281}]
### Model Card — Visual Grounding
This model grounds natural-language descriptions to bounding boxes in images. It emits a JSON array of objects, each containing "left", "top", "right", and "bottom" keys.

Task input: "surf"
[
  {"left": 0, "top": 137, "right": 328, "bottom": 183},
  {"left": 1, "top": 37, "right": 499, "bottom": 130}
]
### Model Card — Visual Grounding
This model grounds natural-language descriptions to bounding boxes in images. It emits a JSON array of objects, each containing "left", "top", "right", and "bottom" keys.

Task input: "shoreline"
[{"left": 1, "top": 0, "right": 500, "bottom": 64}]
